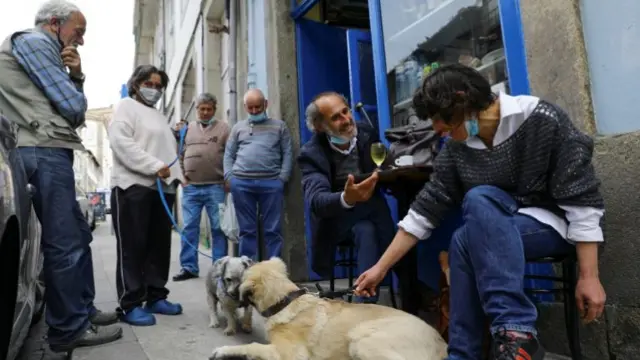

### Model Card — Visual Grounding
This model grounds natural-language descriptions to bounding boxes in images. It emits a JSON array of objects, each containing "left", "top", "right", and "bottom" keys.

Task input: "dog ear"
[
  {"left": 213, "top": 256, "right": 230, "bottom": 278},
  {"left": 267, "top": 257, "right": 288, "bottom": 275},
  {"left": 239, "top": 279, "right": 254, "bottom": 303},
  {"left": 240, "top": 255, "right": 254, "bottom": 269}
]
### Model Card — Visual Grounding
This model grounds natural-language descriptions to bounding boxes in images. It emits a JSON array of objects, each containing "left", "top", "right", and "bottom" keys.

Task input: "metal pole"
[
  {"left": 228, "top": 0, "right": 238, "bottom": 126},
  {"left": 228, "top": 0, "right": 239, "bottom": 258}
]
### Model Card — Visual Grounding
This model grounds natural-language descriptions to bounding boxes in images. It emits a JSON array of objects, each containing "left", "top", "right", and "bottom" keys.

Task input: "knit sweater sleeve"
[
  {"left": 548, "top": 105, "right": 604, "bottom": 209},
  {"left": 409, "top": 144, "right": 464, "bottom": 228}
]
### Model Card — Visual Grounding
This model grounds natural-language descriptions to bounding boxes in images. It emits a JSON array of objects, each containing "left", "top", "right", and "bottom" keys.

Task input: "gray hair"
[
  {"left": 305, "top": 92, "right": 349, "bottom": 132},
  {"left": 34, "top": 0, "right": 81, "bottom": 26},
  {"left": 196, "top": 93, "right": 217, "bottom": 107}
]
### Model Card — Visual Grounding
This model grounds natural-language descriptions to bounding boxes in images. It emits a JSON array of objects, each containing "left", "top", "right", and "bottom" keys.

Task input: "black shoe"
[
  {"left": 491, "top": 329, "right": 545, "bottom": 360},
  {"left": 172, "top": 269, "right": 198, "bottom": 281},
  {"left": 49, "top": 324, "right": 123, "bottom": 353},
  {"left": 90, "top": 309, "right": 119, "bottom": 326}
]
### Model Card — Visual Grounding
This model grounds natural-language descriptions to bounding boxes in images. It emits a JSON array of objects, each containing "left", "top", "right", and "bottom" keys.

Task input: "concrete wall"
[
  {"left": 520, "top": 0, "right": 640, "bottom": 358},
  {"left": 263, "top": 0, "right": 308, "bottom": 281}
]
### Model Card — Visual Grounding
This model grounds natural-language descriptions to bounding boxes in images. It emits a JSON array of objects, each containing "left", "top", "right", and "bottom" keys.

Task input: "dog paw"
[
  {"left": 240, "top": 323, "right": 252, "bottom": 333},
  {"left": 209, "top": 346, "right": 232, "bottom": 360},
  {"left": 209, "top": 320, "right": 220, "bottom": 328},
  {"left": 223, "top": 327, "right": 236, "bottom": 336}
]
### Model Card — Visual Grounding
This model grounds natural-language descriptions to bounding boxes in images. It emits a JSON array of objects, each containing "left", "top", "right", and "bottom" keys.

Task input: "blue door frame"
[
  {"left": 346, "top": 30, "right": 377, "bottom": 126},
  {"left": 291, "top": 0, "right": 551, "bottom": 297}
]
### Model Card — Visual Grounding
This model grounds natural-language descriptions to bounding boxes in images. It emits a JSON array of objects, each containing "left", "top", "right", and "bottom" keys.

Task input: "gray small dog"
[{"left": 205, "top": 255, "right": 254, "bottom": 335}]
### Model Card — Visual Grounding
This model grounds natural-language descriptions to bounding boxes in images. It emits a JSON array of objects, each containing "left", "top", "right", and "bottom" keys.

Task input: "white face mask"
[{"left": 138, "top": 88, "right": 162, "bottom": 106}]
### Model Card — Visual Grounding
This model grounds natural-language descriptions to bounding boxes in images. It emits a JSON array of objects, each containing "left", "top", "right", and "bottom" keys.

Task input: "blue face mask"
[
  {"left": 464, "top": 117, "right": 479, "bottom": 139},
  {"left": 199, "top": 117, "right": 215, "bottom": 125},
  {"left": 329, "top": 135, "right": 350, "bottom": 145},
  {"left": 248, "top": 112, "right": 267, "bottom": 123}
]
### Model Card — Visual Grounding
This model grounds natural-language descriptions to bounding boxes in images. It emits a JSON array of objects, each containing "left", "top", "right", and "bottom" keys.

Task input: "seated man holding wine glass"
[{"left": 297, "top": 91, "right": 395, "bottom": 304}]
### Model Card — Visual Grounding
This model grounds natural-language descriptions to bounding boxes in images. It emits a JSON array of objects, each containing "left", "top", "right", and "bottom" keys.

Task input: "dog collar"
[{"left": 260, "top": 289, "right": 307, "bottom": 318}]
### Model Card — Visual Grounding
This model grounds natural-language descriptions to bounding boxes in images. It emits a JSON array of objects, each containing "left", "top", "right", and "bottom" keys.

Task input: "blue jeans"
[
  {"left": 447, "top": 185, "right": 573, "bottom": 360},
  {"left": 180, "top": 184, "right": 227, "bottom": 274},
  {"left": 18, "top": 147, "right": 94, "bottom": 345},
  {"left": 334, "top": 194, "right": 394, "bottom": 303},
  {"left": 230, "top": 178, "right": 283, "bottom": 260}
]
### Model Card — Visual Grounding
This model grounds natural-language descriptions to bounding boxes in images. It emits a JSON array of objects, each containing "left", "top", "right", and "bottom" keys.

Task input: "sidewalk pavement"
[{"left": 18, "top": 218, "right": 571, "bottom": 360}]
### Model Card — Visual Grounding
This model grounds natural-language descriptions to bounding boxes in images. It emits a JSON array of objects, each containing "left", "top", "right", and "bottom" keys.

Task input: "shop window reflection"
[{"left": 382, "top": 0, "right": 509, "bottom": 127}]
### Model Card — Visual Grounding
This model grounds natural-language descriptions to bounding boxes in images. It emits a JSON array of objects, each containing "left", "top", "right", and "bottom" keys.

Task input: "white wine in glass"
[{"left": 370, "top": 142, "right": 387, "bottom": 168}]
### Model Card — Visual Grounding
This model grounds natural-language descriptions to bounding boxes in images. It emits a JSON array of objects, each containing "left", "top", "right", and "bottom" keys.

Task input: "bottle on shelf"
[
  {"left": 395, "top": 64, "right": 406, "bottom": 101},
  {"left": 403, "top": 56, "right": 419, "bottom": 99}
]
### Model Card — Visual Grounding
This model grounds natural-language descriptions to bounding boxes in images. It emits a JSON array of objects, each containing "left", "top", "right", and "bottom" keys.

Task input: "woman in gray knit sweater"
[{"left": 355, "top": 64, "right": 606, "bottom": 360}]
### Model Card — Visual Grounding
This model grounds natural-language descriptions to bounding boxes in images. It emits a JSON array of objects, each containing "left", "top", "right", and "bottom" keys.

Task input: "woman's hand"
[
  {"left": 354, "top": 264, "right": 387, "bottom": 298},
  {"left": 575, "top": 275, "right": 606, "bottom": 323},
  {"left": 157, "top": 165, "right": 171, "bottom": 179}
]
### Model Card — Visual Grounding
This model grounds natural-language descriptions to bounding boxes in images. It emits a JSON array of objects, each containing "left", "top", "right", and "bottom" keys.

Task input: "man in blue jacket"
[{"left": 297, "top": 91, "right": 395, "bottom": 303}]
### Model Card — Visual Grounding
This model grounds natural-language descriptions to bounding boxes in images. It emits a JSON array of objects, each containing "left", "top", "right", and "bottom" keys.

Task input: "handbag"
[{"left": 384, "top": 117, "right": 439, "bottom": 168}]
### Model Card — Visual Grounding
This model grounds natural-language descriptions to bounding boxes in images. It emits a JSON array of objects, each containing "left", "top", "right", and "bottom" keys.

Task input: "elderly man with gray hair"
[
  {"left": 297, "top": 91, "right": 395, "bottom": 304},
  {"left": 0, "top": 0, "right": 122, "bottom": 353},
  {"left": 173, "top": 93, "right": 231, "bottom": 281},
  {"left": 223, "top": 88, "right": 293, "bottom": 260}
]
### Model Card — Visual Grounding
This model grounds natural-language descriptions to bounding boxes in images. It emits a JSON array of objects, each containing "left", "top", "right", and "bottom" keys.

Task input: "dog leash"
[
  {"left": 157, "top": 125, "right": 214, "bottom": 260},
  {"left": 313, "top": 283, "right": 358, "bottom": 300}
]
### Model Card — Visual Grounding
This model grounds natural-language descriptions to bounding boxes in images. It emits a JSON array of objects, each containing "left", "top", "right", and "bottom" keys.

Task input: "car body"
[
  {"left": 77, "top": 188, "right": 96, "bottom": 231},
  {"left": 0, "top": 115, "right": 45, "bottom": 360}
]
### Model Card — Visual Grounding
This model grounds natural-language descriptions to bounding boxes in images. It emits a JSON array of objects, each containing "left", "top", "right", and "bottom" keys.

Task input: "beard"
[{"left": 328, "top": 119, "right": 358, "bottom": 141}]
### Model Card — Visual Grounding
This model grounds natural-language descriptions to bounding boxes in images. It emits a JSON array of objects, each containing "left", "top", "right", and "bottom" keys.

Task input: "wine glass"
[{"left": 370, "top": 142, "right": 387, "bottom": 168}]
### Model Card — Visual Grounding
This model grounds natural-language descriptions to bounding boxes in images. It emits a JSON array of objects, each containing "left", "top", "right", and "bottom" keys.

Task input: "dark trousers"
[
  {"left": 111, "top": 185, "right": 175, "bottom": 312},
  {"left": 333, "top": 194, "right": 394, "bottom": 303},
  {"left": 18, "top": 147, "right": 94, "bottom": 345}
]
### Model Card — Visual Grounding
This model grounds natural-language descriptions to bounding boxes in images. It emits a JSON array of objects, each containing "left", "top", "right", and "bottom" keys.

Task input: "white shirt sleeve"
[
  {"left": 108, "top": 102, "right": 165, "bottom": 176},
  {"left": 558, "top": 205, "right": 604, "bottom": 243},
  {"left": 398, "top": 208, "right": 435, "bottom": 240},
  {"left": 340, "top": 191, "right": 355, "bottom": 209}
]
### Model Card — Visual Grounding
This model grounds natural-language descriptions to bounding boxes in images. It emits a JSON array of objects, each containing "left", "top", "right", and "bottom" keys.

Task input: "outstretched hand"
[{"left": 343, "top": 171, "right": 379, "bottom": 206}]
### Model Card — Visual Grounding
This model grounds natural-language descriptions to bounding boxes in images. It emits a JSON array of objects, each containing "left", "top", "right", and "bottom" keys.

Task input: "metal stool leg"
[
  {"left": 347, "top": 245, "right": 354, "bottom": 303},
  {"left": 389, "top": 274, "right": 398, "bottom": 309},
  {"left": 563, "top": 260, "right": 582, "bottom": 360}
]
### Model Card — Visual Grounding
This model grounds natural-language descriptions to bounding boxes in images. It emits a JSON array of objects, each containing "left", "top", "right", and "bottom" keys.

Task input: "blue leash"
[{"left": 157, "top": 125, "right": 214, "bottom": 260}]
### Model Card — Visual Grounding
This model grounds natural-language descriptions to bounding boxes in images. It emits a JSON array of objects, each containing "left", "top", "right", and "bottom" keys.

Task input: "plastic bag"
[{"left": 220, "top": 194, "right": 239, "bottom": 243}]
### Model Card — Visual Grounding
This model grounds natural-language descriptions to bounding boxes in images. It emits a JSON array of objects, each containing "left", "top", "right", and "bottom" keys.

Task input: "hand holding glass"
[{"left": 370, "top": 142, "right": 387, "bottom": 168}]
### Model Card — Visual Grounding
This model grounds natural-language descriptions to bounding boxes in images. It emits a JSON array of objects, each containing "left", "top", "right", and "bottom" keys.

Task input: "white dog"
[
  {"left": 205, "top": 255, "right": 254, "bottom": 336},
  {"left": 210, "top": 257, "right": 448, "bottom": 360}
]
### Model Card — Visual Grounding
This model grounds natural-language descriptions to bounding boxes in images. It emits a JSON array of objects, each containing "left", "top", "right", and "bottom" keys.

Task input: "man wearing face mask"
[
  {"left": 172, "top": 93, "right": 231, "bottom": 281},
  {"left": 0, "top": 0, "right": 123, "bottom": 352},
  {"left": 223, "top": 88, "right": 293, "bottom": 260},
  {"left": 296, "top": 91, "right": 396, "bottom": 304}
]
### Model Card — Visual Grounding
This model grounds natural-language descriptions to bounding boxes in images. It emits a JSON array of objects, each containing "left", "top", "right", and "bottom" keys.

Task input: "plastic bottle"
[
  {"left": 395, "top": 64, "right": 405, "bottom": 101},
  {"left": 404, "top": 57, "right": 419, "bottom": 98}
]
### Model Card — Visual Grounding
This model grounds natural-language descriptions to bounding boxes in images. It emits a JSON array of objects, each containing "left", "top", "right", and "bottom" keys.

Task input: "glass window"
[{"left": 381, "top": 0, "right": 508, "bottom": 126}]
